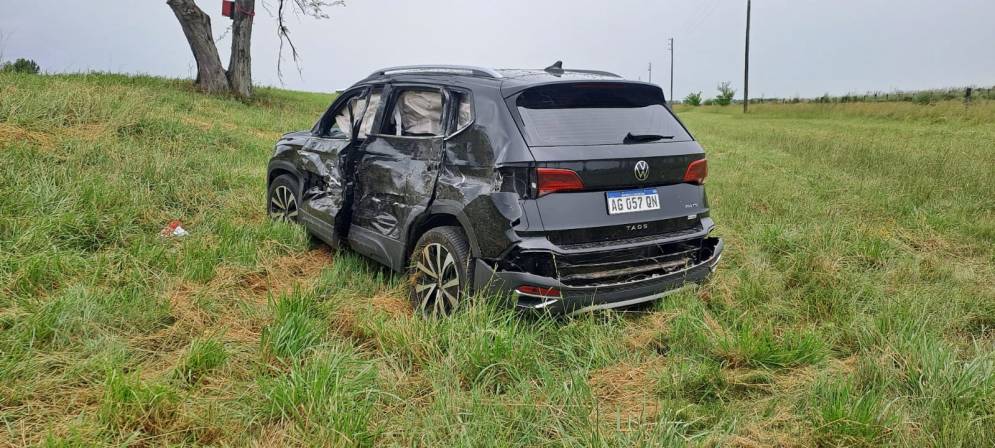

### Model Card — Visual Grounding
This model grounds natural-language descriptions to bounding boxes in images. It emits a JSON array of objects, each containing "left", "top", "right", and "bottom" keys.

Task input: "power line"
[{"left": 681, "top": 1, "right": 721, "bottom": 39}]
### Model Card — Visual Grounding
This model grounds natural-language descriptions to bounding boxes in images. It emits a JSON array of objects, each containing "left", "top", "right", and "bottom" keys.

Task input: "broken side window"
[
  {"left": 357, "top": 90, "right": 382, "bottom": 139},
  {"left": 452, "top": 91, "right": 473, "bottom": 134},
  {"left": 331, "top": 96, "right": 361, "bottom": 139},
  {"left": 326, "top": 87, "right": 382, "bottom": 140},
  {"left": 381, "top": 89, "right": 444, "bottom": 137}
]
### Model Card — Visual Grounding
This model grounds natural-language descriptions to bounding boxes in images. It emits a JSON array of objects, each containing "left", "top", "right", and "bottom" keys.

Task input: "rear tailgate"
[
  {"left": 532, "top": 142, "right": 709, "bottom": 246},
  {"left": 507, "top": 82, "right": 710, "bottom": 245}
]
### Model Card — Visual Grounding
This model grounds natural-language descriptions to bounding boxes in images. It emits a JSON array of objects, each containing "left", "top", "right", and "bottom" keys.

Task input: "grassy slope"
[{"left": 1, "top": 73, "right": 993, "bottom": 447}]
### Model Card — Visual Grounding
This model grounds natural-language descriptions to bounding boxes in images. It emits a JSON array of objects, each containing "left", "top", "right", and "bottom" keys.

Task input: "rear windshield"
[{"left": 514, "top": 83, "right": 691, "bottom": 147}]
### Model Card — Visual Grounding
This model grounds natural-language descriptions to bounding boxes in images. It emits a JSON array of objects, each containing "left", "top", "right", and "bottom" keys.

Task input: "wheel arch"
[
  {"left": 404, "top": 205, "right": 481, "bottom": 264},
  {"left": 267, "top": 160, "right": 302, "bottom": 187}
]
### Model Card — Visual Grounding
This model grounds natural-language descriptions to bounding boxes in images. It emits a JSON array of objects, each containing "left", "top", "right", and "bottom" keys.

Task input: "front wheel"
[
  {"left": 267, "top": 175, "right": 300, "bottom": 223},
  {"left": 408, "top": 227, "right": 472, "bottom": 316}
]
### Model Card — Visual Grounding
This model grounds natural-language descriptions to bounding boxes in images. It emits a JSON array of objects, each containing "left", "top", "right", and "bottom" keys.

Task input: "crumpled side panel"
[
  {"left": 464, "top": 191, "right": 524, "bottom": 258},
  {"left": 297, "top": 138, "right": 350, "bottom": 228},
  {"left": 435, "top": 164, "right": 523, "bottom": 259},
  {"left": 442, "top": 126, "right": 496, "bottom": 167}
]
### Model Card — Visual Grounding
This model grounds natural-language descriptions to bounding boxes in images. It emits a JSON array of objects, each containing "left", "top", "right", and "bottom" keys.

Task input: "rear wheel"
[
  {"left": 268, "top": 175, "right": 300, "bottom": 223},
  {"left": 408, "top": 227, "right": 472, "bottom": 316}
]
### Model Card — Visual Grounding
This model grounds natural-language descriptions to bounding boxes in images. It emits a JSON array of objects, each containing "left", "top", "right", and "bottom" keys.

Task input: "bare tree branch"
[
  {"left": 272, "top": 0, "right": 345, "bottom": 83},
  {"left": 216, "top": 23, "right": 233, "bottom": 43}
]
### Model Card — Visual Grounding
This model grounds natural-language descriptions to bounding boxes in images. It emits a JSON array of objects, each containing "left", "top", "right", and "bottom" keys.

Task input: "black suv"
[{"left": 267, "top": 64, "right": 723, "bottom": 315}]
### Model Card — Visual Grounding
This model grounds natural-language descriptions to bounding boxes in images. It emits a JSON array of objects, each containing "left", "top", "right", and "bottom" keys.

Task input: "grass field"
[{"left": 1, "top": 73, "right": 994, "bottom": 447}]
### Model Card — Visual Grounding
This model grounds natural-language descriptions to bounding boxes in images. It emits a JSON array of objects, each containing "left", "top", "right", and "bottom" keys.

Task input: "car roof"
[{"left": 355, "top": 65, "right": 648, "bottom": 97}]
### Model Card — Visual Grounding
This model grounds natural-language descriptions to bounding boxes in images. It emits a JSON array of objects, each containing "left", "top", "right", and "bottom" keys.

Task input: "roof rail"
[{"left": 368, "top": 65, "right": 503, "bottom": 79}]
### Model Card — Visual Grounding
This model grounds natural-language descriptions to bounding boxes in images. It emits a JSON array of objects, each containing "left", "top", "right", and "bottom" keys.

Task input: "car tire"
[
  {"left": 267, "top": 174, "right": 301, "bottom": 223},
  {"left": 408, "top": 226, "right": 472, "bottom": 316}
]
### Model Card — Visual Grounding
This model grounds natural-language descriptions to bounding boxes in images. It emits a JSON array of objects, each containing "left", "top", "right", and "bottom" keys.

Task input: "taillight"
[
  {"left": 516, "top": 285, "right": 562, "bottom": 297},
  {"left": 683, "top": 159, "right": 708, "bottom": 184},
  {"left": 536, "top": 168, "right": 584, "bottom": 197}
]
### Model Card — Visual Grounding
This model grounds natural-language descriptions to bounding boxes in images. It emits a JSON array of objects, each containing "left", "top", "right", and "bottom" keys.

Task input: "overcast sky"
[{"left": 1, "top": 0, "right": 993, "bottom": 99}]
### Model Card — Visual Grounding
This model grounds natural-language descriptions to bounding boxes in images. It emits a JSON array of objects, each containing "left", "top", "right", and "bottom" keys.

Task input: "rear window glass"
[{"left": 514, "top": 83, "right": 691, "bottom": 147}]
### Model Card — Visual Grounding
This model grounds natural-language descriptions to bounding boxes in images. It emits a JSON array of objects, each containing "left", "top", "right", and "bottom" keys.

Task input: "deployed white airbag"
[
  {"left": 399, "top": 90, "right": 443, "bottom": 136},
  {"left": 333, "top": 97, "right": 360, "bottom": 139},
  {"left": 358, "top": 92, "right": 381, "bottom": 138}
]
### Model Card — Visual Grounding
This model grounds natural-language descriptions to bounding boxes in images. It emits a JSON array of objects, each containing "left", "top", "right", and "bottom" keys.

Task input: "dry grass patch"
[
  {"left": 165, "top": 247, "right": 332, "bottom": 330},
  {"left": 371, "top": 291, "right": 411, "bottom": 319},
  {"left": 180, "top": 116, "right": 216, "bottom": 132},
  {"left": 0, "top": 383, "right": 104, "bottom": 447},
  {"left": 329, "top": 302, "right": 361, "bottom": 339},
  {"left": 253, "top": 247, "right": 333, "bottom": 298},
  {"left": 726, "top": 405, "right": 811, "bottom": 448},
  {"left": 0, "top": 122, "right": 54, "bottom": 148},
  {"left": 251, "top": 422, "right": 305, "bottom": 447},
  {"left": 589, "top": 358, "right": 666, "bottom": 422},
  {"left": 624, "top": 311, "right": 677, "bottom": 350},
  {"left": 61, "top": 123, "right": 110, "bottom": 142}
]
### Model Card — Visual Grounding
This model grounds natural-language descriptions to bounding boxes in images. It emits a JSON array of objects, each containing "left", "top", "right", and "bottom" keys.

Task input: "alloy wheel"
[
  {"left": 413, "top": 243, "right": 461, "bottom": 315},
  {"left": 269, "top": 185, "right": 299, "bottom": 222}
]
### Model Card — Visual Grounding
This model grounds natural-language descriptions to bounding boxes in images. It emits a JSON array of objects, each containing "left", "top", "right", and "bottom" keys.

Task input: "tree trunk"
[
  {"left": 167, "top": 0, "right": 229, "bottom": 94},
  {"left": 227, "top": 0, "right": 254, "bottom": 98}
]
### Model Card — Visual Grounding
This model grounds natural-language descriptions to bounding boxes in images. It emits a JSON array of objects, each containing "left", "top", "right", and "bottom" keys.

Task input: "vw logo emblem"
[{"left": 634, "top": 160, "right": 650, "bottom": 181}]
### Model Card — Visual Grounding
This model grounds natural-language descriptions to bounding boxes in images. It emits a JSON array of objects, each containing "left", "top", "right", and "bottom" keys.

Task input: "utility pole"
[
  {"left": 743, "top": 0, "right": 751, "bottom": 113},
  {"left": 668, "top": 38, "right": 675, "bottom": 105},
  {"left": 648, "top": 62, "right": 652, "bottom": 83}
]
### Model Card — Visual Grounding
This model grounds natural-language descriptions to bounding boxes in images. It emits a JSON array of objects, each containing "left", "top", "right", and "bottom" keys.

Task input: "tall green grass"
[{"left": 1, "top": 72, "right": 993, "bottom": 446}]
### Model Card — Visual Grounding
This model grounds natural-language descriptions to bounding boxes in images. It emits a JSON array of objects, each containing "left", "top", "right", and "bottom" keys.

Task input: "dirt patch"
[{"left": 588, "top": 359, "right": 666, "bottom": 422}]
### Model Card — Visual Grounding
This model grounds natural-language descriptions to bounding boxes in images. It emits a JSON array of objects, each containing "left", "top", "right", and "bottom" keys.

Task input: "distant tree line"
[
  {"left": 778, "top": 87, "right": 995, "bottom": 105},
  {"left": 1, "top": 58, "right": 40, "bottom": 74},
  {"left": 679, "top": 83, "right": 995, "bottom": 106}
]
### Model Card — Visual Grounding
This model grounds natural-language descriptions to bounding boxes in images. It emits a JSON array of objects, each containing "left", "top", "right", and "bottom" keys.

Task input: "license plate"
[{"left": 606, "top": 188, "right": 660, "bottom": 215}]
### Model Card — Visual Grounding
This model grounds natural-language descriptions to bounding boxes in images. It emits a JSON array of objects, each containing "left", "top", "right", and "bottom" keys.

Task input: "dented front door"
[
  {"left": 297, "top": 87, "right": 377, "bottom": 244},
  {"left": 297, "top": 136, "right": 350, "bottom": 238}
]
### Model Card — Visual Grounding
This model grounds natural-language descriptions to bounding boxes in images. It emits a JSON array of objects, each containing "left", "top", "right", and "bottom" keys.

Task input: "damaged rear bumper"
[{"left": 473, "top": 236, "right": 724, "bottom": 315}]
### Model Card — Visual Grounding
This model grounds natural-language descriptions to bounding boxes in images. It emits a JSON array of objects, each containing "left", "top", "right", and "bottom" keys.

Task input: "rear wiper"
[{"left": 624, "top": 132, "right": 674, "bottom": 144}]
